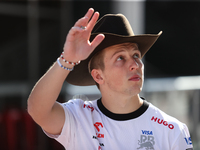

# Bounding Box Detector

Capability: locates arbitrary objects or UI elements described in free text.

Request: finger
[74,8,94,28]
[84,8,94,21]
[90,34,105,50]
[74,17,88,29]
[87,11,99,32]
[69,26,85,35]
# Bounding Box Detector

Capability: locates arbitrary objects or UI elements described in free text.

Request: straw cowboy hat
[66,13,162,86]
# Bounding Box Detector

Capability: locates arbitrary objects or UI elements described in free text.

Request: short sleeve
[43,100,79,149]
[171,123,193,150]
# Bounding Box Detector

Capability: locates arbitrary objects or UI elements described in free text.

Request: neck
[101,93,143,114]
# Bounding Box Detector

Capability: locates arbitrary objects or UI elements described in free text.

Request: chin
[124,87,142,96]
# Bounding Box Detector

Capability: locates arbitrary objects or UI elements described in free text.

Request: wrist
[60,52,81,65]
[57,58,74,71]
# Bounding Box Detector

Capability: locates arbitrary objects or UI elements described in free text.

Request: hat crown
[92,14,134,36]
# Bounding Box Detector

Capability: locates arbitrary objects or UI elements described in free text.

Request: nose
[129,58,140,71]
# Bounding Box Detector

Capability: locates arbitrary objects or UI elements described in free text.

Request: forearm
[27,59,71,119]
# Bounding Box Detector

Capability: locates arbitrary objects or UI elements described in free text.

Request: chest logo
[137,130,155,150]
[94,122,104,138]
[151,116,174,130]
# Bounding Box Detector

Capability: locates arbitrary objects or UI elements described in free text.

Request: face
[100,43,144,96]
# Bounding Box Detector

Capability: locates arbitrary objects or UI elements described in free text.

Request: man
[27,8,193,150]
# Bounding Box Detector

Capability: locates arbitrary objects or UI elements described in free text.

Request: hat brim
[66,32,162,86]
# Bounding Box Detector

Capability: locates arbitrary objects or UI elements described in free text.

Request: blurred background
[0,0,199,149]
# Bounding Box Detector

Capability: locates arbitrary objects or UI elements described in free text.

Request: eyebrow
[111,49,126,59]
[111,46,140,59]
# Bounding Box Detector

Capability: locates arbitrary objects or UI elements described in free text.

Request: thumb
[90,34,105,50]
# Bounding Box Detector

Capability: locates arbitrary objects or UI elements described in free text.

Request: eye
[133,53,140,59]
[117,56,124,61]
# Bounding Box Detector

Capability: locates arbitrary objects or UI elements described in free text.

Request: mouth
[128,75,141,81]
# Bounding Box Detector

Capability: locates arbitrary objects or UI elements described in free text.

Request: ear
[91,69,104,85]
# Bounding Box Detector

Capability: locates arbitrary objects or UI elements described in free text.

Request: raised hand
[63,8,105,63]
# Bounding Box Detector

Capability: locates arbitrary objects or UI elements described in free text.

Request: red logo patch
[151,116,174,129]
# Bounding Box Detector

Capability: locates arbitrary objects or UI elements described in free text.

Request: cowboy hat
[66,13,162,86]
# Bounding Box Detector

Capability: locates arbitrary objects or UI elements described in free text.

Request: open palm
[63,8,105,63]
